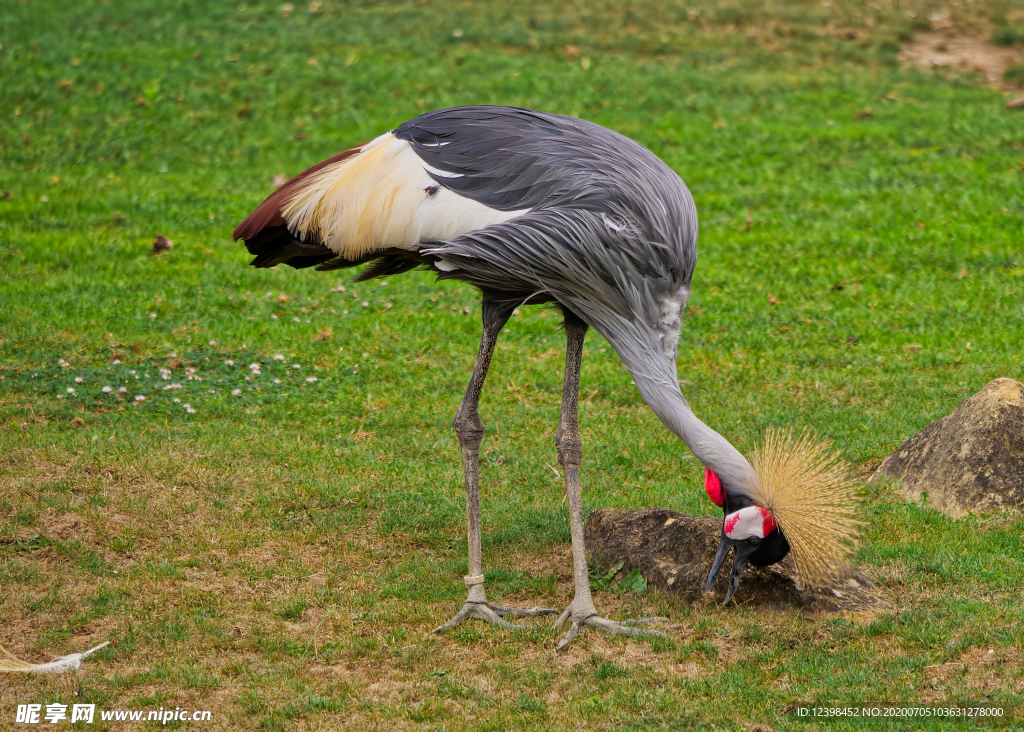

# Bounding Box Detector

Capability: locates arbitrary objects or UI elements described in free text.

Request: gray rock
[872,377,1024,517]
[585,508,890,617]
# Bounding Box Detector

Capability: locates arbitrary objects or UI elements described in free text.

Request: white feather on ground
[0,642,109,674]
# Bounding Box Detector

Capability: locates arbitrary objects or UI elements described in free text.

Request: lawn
[2,0,1024,729]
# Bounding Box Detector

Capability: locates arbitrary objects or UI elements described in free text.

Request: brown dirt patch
[901,31,1023,88]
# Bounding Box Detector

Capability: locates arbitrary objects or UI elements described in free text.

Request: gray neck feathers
[633,369,759,499]
[594,315,760,500]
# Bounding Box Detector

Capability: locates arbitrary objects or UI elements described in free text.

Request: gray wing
[399,107,701,381]
[394,105,698,274]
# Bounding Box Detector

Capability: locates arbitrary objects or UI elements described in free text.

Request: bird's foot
[553,601,669,651]
[432,580,557,634]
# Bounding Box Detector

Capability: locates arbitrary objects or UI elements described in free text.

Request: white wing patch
[280,133,525,260]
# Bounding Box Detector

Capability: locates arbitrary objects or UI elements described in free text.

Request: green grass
[2,0,1024,729]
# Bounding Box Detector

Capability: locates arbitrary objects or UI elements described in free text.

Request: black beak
[704,530,760,604]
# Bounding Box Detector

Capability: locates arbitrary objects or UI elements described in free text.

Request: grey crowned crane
[234,106,859,648]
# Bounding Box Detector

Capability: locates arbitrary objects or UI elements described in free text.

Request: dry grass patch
[902,30,1024,86]
[0,442,797,729]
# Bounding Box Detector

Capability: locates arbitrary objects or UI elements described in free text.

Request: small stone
[152,234,173,255]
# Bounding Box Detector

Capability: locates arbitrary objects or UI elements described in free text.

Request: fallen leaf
[58,78,73,87]
[237,106,251,117]
[314,328,332,342]
[904,344,924,350]
[958,268,968,279]
[1007,97,1024,109]
[271,174,288,187]
[767,294,779,305]
[281,3,294,15]
[227,55,240,62]
[309,1,321,12]
[854,107,873,119]
[70,417,85,428]
[564,44,580,61]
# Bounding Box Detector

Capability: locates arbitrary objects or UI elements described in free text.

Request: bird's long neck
[632,368,759,499]
[595,317,759,500]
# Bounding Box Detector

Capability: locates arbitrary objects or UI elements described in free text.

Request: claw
[433,600,556,634]
[556,621,581,651]
[554,607,669,650]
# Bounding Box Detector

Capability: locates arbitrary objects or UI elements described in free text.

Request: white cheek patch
[723,506,777,540]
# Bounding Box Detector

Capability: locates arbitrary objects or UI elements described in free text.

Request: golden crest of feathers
[748,428,861,586]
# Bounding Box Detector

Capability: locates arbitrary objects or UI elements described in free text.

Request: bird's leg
[553,314,667,650]
[433,299,557,634]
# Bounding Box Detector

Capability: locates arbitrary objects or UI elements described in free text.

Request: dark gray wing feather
[394,106,697,275]
[401,107,703,432]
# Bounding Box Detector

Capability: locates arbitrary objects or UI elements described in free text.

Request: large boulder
[872,378,1024,517]
[585,508,889,617]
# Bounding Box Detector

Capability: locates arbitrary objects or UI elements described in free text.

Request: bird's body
[236,106,756,492]
[235,106,858,644]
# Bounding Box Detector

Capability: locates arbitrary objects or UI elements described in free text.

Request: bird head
[702,430,860,603]
[703,468,790,602]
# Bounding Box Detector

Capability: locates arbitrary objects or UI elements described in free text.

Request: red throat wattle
[705,467,724,506]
